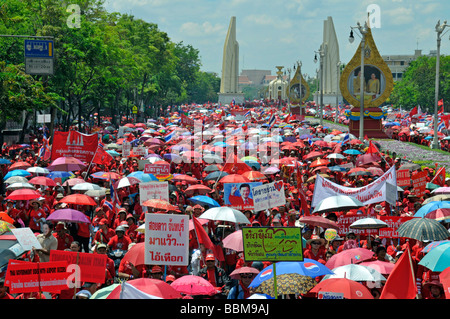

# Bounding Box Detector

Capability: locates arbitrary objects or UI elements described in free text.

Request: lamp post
[314,44,326,126]
[336,61,341,123]
[432,20,449,150]
[349,21,369,141]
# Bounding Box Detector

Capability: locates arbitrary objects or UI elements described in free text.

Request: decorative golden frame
[287,66,310,105]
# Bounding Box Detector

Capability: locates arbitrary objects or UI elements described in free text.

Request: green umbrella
[418,242,450,272]
[90,284,120,299]
[396,217,450,242]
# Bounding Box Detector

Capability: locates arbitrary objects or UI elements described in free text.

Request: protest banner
[145,213,189,266]
[312,165,397,207]
[5,260,69,294]
[122,141,131,157]
[223,182,262,211]
[50,130,98,162]
[133,145,146,156]
[139,181,169,204]
[50,250,107,283]
[144,163,170,175]
[396,170,411,187]
[411,171,427,198]
[11,227,42,251]
[252,181,286,212]
[378,216,414,239]
[242,227,303,262]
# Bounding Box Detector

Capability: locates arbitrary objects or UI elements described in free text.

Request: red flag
[283,113,291,123]
[92,147,114,166]
[439,267,450,299]
[438,105,444,114]
[366,140,380,155]
[192,215,214,250]
[438,99,444,106]
[409,106,418,117]
[380,247,417,299]
[222,153,252,175]
[431,167,446,187]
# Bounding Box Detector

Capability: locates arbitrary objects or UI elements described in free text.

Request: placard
[122,141,131,158]
[5,260,69,293]
[242,227,303,262]
[223,182,262,211]
[11,227,42,250]
[139,181,169,204]
[144,163,170,175]
[396,170,411,187]
[50,130,99,162]
[252,181,286,212]
[411,171,427,198]
[378,216,414,239]
[145,213,189,266]
[49,250,107,284]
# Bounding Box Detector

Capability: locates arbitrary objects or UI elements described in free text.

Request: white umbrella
[85,188,107,197]
[327,153,346,159]
[349,217,388,230]
[199,207,251,224]
[6,182,36,190]
[27,167,50,175]
[322,264,386,282]
[72,182,103,191]
[312,195,364,214]
[4,176,29,184]
[116,177,141,189]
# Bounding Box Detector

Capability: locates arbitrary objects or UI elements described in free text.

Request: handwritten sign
[145,213,189,266]
[252,181,286,212]
[50,250,107,283]
[242,227,303,262]
[11,227,42,250]
[122,141,131,158]
[139,181,169,204]
[144,163,170,175]
[411,171,427,198]
[5,260,69,294]
[396,170,411,187]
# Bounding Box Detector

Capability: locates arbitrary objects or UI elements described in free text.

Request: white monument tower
[314,16,343,107]
[218,16,245,105]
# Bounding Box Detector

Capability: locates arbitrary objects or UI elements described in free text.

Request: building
[382,49,437,81]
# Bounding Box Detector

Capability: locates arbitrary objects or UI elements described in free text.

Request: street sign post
[24,39,54,75]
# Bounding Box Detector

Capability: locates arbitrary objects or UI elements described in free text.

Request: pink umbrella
[432,187,450,195]
[222,229,243,252]
[188,218,209,231]
[107,278,182,299]
[359,260,396,275]
[28,176,57,187]
[170,275,218,296]
[47,156,87,172]
[62,177,86,186]
[229,266,260,280]
[46,208,91,224]
[6,189,41,201]
[325,247,375,269]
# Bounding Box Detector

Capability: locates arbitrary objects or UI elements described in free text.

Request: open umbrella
[115,177,141,189]
[184,184,212,196]
[62,178,85,187]
[59,194,97,206]
[229,266,261,280]
[6,182,35,190]
[188,196,220,208]
[27,167,50,175]
[396,217,450,242]
[47,171,73,180]
[46,208,91,224]
[47,156,86,171]
[0,212,15,224]
[423,195,450,205]
[262,167,280,175]
[199,207,251,224]
[171,174,197,183]
[4,169,31,180]
[72,182,103,191]
[422,240,450,253]
[312,195,364,214]
[310,278,374,299]
[325,248,374,269]
[218,174,250,184]
[418,243,450,272]
[399,162,421,171]
[90,284,120,299]
[349,217,388,229]
[171,275,218,296]
[413,201,450,219]
[343,149,361,155]
[121,242,145,266]
[0,220,15,235]
[222,229,243,252]
[299,216,339,230]
[106,278,182,299]
[242,171,267,181]
[6,189,41,201]
[432,187,450,195]
[204,171,228,181]
[142,199,178,211]
[28,176,57,187]
[91,171,121,181]
[326,153,346,160]
[253,273,317,297]
[8,161,31,171]
[322,264,386,282]
[359,260,396,275]
[4,176,28,184]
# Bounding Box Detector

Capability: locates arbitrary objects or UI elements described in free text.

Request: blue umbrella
[424,136,433,140]
[204,171,228,181]
[106,150,120,157]
[249,260,333,289]
[328,165,348,172]
[343,149,361,155]
[163,153,181,162]
[4,169,31,180]
[243,160,261,170]
[422,240,450,254]
[0,158,11,165]
[418,242,450,272]
[188,195,220,207]
[127,171,158,182]
[213,142,228,147]
[47,171,74,180]
[414,201,450,218]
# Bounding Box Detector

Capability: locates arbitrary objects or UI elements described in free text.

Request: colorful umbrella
[218,174,251,184]
[0,220,15,235]
[242,171,267,181]
[229,266,261,280]
[106,278,182,299]
[0,212,15,224]
[47,156,87,171]
[47,171,74,180]
[222,229,243,252]
[418,243,450,272]
[91,171,121,181]
[325,248,374,269]
[171,174,198,183]
[299,216,339,230]
[359,260,396,275]
[46,208,91,224]
[187,195,220,208]
[28,176,57,187]
[322,264,386,282]
[59,194,97,206]
[431,187,450,195]
[62,178,86,187]
[422,240,450,253]
[184,184,212,196]
[413,201,450,218]
[90,284,120,299]
[396,217,450,242]
[120,242,145,266]
[6,189,41,201]
[310,278,374,299]
[3,169,31,180]
[171,275,218,296]
[8,161,31,171]
[142,199,178,211]
[254,273,317,297]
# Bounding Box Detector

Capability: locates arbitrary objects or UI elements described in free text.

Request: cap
[96,243,107,250]
[205,254,215,261]
[151,266,163,273]
[99,218,109,226]
[165,275,176,283]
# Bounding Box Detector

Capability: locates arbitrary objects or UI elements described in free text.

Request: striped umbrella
[396,218,450,242]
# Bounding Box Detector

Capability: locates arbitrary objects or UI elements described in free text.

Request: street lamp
[432,20,449,149]
[349,21,369,141]
[314,44,326,126]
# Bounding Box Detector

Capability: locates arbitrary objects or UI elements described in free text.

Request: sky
[102,0,450,79]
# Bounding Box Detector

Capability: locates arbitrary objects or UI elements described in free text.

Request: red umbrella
[355,153,381,166]
[171,174,198,183]
[299,216,339,230]
[219,174,251,184]
[8,161,31,171]
[142,199,178,211]
[184,184,212,196]
[106,278,182,299]
[359,260,396,275]
[229,266,260,280]
[171,275,218,296]
[222,229,243,252]
[313,140,330,148]
[242,171,267,181]
[303,151,323,161]
[309,278,374,299]
[59,194,97,206]
[121,242,145,266]
[62,177,85,186]
[6,189,41,201]
[123,123,135,128]
[325,248,375,269]
[28,176,57,187]
[310,158,330,168]
[366,167,384,176]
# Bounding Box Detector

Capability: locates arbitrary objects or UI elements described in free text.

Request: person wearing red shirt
[95,243,116,286]
[113,209,127,229]
[0,278,13,299]
[107,225,132,251]
[125,214,138,242]
[53,222,74,251]
[92,207,108,228]
[303,236,327,265]
[93,218,115,246]
[28,199,46,233]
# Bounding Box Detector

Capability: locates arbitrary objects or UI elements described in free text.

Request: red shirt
[94,228,115,245]
[53,232,74,251]
[303,248,326,265]
[108,235,132,251]
[28,208,46,231]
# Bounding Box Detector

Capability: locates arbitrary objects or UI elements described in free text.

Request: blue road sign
[24,40,54,58]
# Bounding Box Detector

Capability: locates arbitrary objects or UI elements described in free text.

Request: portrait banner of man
[223,182,262,211]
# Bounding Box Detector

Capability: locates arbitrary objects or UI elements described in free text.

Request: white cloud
[179,21,226,37]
